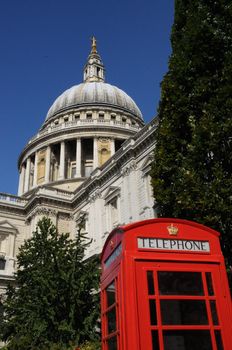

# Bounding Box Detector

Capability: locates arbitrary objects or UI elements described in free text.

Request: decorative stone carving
[58,212,73,221]
[35,207,57,217]
[25,206,58,224]
[89,189,102,203]
[121,160,137,177]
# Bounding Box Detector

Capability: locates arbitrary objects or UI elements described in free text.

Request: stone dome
[46,82,143,121]
[18,38,145,197]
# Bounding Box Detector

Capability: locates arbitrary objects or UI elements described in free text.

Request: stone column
[45,146,51,183]
[33,152,38,187]
[93,137,98,168]
[24,157,31,192]
[75,138,82,177]
[111,138,115,156]
[18,163,26,196]
[59,141,65,180]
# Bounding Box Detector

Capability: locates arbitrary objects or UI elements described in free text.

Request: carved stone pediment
[141,154,153,175]
[0,220,18,236]
[104,186,120,203]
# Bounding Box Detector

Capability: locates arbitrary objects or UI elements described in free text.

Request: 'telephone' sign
[137,237,210,253]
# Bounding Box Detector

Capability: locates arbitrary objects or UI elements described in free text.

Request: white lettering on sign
[137,238,210,253]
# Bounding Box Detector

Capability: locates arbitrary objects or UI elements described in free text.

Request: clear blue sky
[0,0,174,195]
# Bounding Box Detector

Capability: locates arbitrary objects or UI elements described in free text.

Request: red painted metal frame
[100,218,232,350]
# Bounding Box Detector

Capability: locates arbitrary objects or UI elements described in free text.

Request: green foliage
[79,340,101,350]
[151,1,232,266]
[1,217,100,349]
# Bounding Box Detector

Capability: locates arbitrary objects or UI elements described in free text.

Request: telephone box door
[136,261,230,350]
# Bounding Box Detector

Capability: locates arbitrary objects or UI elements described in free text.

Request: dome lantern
[83,36,105,83]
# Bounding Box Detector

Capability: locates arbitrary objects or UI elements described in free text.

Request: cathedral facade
[0,39,157,293]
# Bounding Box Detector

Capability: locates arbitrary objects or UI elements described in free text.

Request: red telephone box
[100,218,232,350]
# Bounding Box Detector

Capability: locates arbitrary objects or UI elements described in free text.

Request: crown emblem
[167,223,178,236]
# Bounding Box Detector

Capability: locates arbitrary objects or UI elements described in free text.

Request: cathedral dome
[46,82,143,121]
[18,37,144,196]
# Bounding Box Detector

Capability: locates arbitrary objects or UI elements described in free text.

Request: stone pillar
[18,163,26,196]
[24,157,31,192]
[75,138,82,177]
[45,146,51,183]
[59,141,65,180]
[33,152,38,187]
[111,138,115,156]
[93,137,98,168]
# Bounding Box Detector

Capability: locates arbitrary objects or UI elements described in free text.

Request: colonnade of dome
[18,134,125,195]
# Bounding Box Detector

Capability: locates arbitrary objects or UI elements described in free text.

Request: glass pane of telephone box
[206,272,214,295]
[210,300,219,325]
[107,307,117,334]
[107,336,117,350]
[163,330,213,350]
[149,300,157,325]
[215,331,224,350]
[160,300,208,325]
[147,271,155,295]
[106,282,116,307]
[158,271,204,295]
[151,330,160,350]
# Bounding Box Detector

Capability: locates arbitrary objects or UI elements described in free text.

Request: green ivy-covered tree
[1,217,100,350]
[151,0,232,266]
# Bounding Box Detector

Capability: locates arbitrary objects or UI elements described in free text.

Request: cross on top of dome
[91,36,97,54]
[83,36,105,83]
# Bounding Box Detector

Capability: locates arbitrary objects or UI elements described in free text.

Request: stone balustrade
[0,193,28,206]
[28,119,140,144]
[36,187,74,200]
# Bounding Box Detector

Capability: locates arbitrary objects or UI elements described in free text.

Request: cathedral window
[0,221,18,274]
[139,155,154,219]
[0,256,6,270]
[84,161,93,177]
[76,212,88,236]
[99,113,104,119]
[99,148,110,166]
[104,187,121,230]
[87,113,92,119]
[37,154,46,184]
[109,197,118,228]
[70,161,76,179]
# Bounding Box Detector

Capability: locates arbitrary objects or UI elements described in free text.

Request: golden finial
[91,36,97,54]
